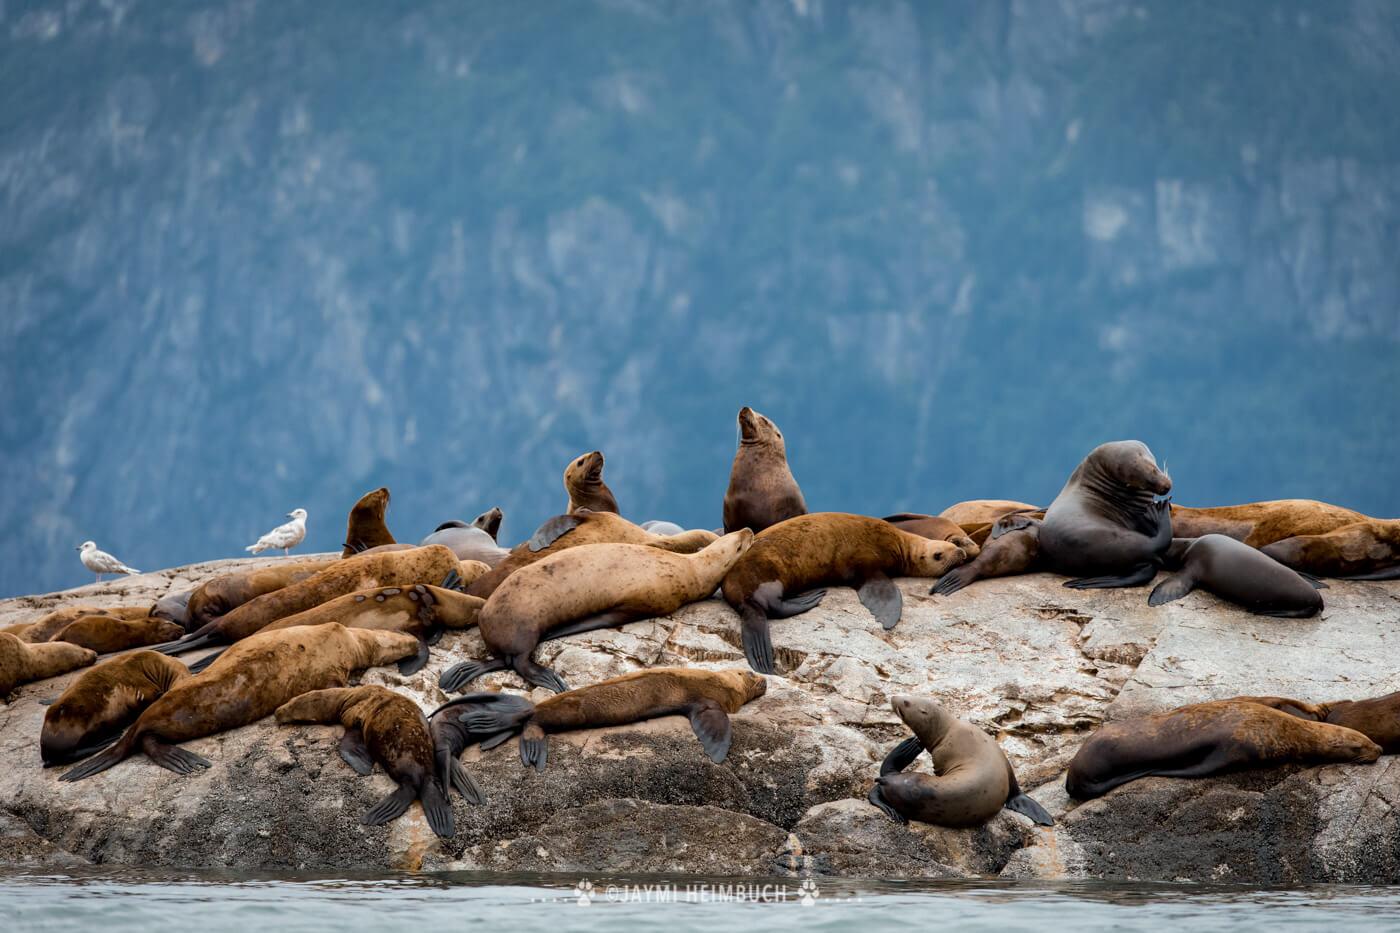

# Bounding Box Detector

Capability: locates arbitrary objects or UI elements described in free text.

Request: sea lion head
[906,539,968,576]
[724,669,768,702]
[349,489,388,520]
[471,507,504,541]
[565,451,605,487]
[891,695,955,746]
[1315,725,1383,764]
[707,528,755,565]
[737,407,785,453]
[1089,440,1172,496]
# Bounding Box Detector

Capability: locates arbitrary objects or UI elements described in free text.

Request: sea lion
[186,556,339,630]
[1065,698,1382,799]
[276,685,459,837]
[20,605,149,643]
[157,545,463,656]
[880,514,980,557]
[150,589,193,629]
[931,516,1042,597]
[470,507,504,541]
[432,668,767,773]
[52,615,186,654]
[1313,691,1400,753]
[342,487,395,557]
[1148,534,1324,617]
[1039,440,1173,588]
[0,633,96,697]
[440,531,754,694]
[564,450,619,513]
[1171,499,1367,548]
[723,407,807,534]
[1,622,31,638]
[61,623,419,781]
[868,696,1053,827]
[1261,519,1400,581]
[939,500,1040,526]
[720,513,967,674]
[466,511,718,600]
[420,521,510,567]
[640,520,687,536]
[41,651,191,766]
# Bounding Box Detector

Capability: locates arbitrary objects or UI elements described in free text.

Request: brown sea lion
[1261,519,1400,581]
[466,511,718,600]
[186,556,339,630]
[440,531,754,694]
[342,487,396,557]
[0,633,96,697]
[1171,499,1367,548]
[564,450,618,514]
[157,545,463,656]
[939,500,1040,526]
[1065,698,1382,799]
[432,668,767,774]
[1149,534,1324,617]
[869,695,1053,827]
[720,513,967,674]
[1314,692,1400,753]
[150,589,194,629]
[276,685,460,837]
[1039,440,1173,589]
[880,514,980,557]
[52,615,186,654]
[20,605,148,643]
[41,651,191,766]
[931,516,1043,597]
[723,407,807,534]
[61,623,419,781]
[1,622,32,638]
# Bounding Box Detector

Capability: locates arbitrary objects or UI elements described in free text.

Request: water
[4,872,1400,932]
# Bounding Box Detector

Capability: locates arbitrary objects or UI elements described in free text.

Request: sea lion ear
[528,514,582,551]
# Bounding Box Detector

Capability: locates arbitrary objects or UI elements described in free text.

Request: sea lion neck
[1076,456,1159,524]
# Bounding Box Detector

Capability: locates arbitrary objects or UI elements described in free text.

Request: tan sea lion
[723,407,807,534]
[869,695,1053,827]
[720,513,967,674]
[1170,499,1367,548]
[1210,692,1400,756]
[1065,698,1382,799]
[440,531,754,693]
[1149,534,1324,617]
[939,500,1040,526]
[0,633,96,697]
[186,556,339,630]
[157,545,463,656]
[880,514,980,557]
[1261,519,1400,581]
[41,651,191,766]
[276,685,460,837]
[564,450,618,513]
[342,487,396,556]
[931,516,1043,597]
[1,622,32,638]
[52,615,186,654]
[432,668,767,774]
[61,622,419,781]
[20,605,147,643]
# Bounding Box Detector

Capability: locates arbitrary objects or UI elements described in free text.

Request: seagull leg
[94,573,102,583]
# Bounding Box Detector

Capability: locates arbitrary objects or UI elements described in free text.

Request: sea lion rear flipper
[447,757,486,805]
[770,589,825,619]
[1064,562,1158,589]
[363,782,416,826]
[397,638,430,676]
[1297,572,1329,590]
[187,648,225,674]
[527,515,581,552]
[1147,572,1195,607]
[1336,565,1400,581]
[857,573,902,631]
[538,610,643,643]
[738,605,776,675]
[153,632,216,656]
[513,656,569,694]
[142,737,210,775]
[867,782,907,824]
[478,730,514,751]
[519,723,549,771]
[419,779,455,839]
[1004,793,1055,827]
[451,693,536,733]
[879,734,924,775]
[339,728,374,775]
[439,656,508,693]
[441,569,462,592]
[687,699,733,763]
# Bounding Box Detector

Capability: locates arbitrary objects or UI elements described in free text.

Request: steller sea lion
[939,500,1040,527]
[869,695,1053,827]
[20,605,150,643]
[150,589,193,629]
[0,633,96,697]
[186,556,339,630]
[342,487,396,557]
[470,506,504,541]
[1261,519,1400,581]
[1039,440,1173,589]
[723,407,807,535]
[61,622,419,781]
[52,615,186,654]
[564,450,619,514]
[41,651,191,766]
[1170,499,1367,548]
[1209,693,1400,756]
[1,622,32,638]
[880,514,980,557]
[1149,534,1324,617]
[276,685,462,838]
[420,521,510,567]
[440,531,754,694]
[431,667,767,773]
[156,545,463,657]
[1065,698,1382,799]
[931,516,1043,597]
[721,513,966,674]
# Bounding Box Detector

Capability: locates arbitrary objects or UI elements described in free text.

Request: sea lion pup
[1039,440,1173,589]
[420,518,510,567]
[466,511,719,600]
[931,516,1043,597]
[150,589,194,629]
[720,513,966,675]
[869,696,1053,828]
[723,407,807,534]
[52,615,186,654]
[155,545,463,657]
[0,633,97,697]
[433,668,767,772]
[563,450,619,514]
[939,500,1040,526]
[61,623,419,782]
[880,514,980,557]
[41,651,191,766]
[1262,519,1400,581]
[1170,499,1367,547]
[1148,534,1324,617]
[342,487,396,557]
[1064,699,1382,800]
[440,531,754,694]
[275,686,459,838]
[185,556,339,630]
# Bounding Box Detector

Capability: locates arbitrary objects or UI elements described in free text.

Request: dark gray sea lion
[150,589,194,630]
[1149,534,1324,617]
[723,407,807,534]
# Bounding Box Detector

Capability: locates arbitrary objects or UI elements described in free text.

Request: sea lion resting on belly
[185,557,339,630]
[21,605,152,643]
[0,633,96,698]
[61,623,419,781]
[421,508,511,567]
[939,500,1040,527]
[931,515,1043,597]
[1170,499,1366,548]
[564,450,618,514]
[41,651,190,766]
[342,487,396,557]
[879,514,980,557]
[1261,519,1400,581]
[1149,534,1324,617]
[52,615,186,654]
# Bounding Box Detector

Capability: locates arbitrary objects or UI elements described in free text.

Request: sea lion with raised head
[723,407,807,534]
[931,515,1043,597]
[276,685,460,838]
[1149,534,1324,617]
[1170,499,1367,548]
[52,615,186,654]
[939,500,1040,526]
[880,514,980,557]
[185,557,339,630]
[721,513,966,674]
[469,506,504,541]
[420,517,510,567]
[440,531,754,694]
[1261,519,1400,581]
[41,651,191,766]
[564,450,618,514]
[868,695,1053,827]
[342,487,396,557]
[0,633,96,697]
[61,623,419,781]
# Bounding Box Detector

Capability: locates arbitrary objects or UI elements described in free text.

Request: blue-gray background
[3,0,1398,598]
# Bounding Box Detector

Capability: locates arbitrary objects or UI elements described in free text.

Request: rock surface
[1,558,1397,881]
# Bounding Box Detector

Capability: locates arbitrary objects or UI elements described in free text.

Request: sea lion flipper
[478,729,514,751]
[420,779,456,839]
[770,589,825,619]
[1297,572,1329,590]
[1064,563,1158,590]
[143,737,211,775]
[453,694,536,734]
[439,657,508,693]
[857,573,902,631]
[931,566,975,596]
[339,728,374,775]
[687,699,733,763]
[397,638,430,676]
[527,515,582,552]
[363,782,416,826]
[879,734,924,775]
[447,757,486,805]
[441,569,462,592]
[520,723,549,771]
[1147,572,1195,607]
[187,649,224,674]
[738,605,776,675]
[1004,793,1055,827]
[1336,565,1400,581]
[867,782,907,824]
[513,657,569,694]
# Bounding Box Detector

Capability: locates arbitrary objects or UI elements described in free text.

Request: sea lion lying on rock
[41,651,191,766]
[51,615,186,654]
[185,557,339,630]
[931,515,1042,597]
[1261,519,1400,581]
[1170,499,1367,548]
[880,514,980,556]
[20,605,151,643]
[1149,534,1324,617]
[0,633,96,698]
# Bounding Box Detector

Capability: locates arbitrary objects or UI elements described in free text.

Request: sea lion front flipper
[931,566,976,597]
[867,783,907,824]
[439,656,509,692]
[441,569,462,592]
[397,638,430,676]
[1004,793,1055,826]
[478,730,514,751]
[447,758,486,805]
[687,699,733,763]
[419,778,455,838]
[527,515,582,552]
[738,604,776,675]
[187,648,225,674]
[142,737,211,775]
[857,572,902,630]
[1147,571,1195,607]
[512,656,569,694]
[339,728,374,775]
[363,782,416,826]
[1297,572,1329,590]
[519,722,549,771]
[1064,562,1158,589]
[879,734,924,775]
[770,589,825,619]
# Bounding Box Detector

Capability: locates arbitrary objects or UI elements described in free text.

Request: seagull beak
[74,546,81,551]
[286,512,294,518]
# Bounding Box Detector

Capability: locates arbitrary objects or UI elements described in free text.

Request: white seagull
[246,508,308,556]
[77,540,140,582]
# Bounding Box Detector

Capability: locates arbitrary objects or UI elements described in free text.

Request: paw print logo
[798,878,819,907]
[574,879,595,906]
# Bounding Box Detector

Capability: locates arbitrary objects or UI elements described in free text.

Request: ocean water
[4,872,1400,932]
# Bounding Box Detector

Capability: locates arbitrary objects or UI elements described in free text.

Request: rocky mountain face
[4,0,1400,597]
